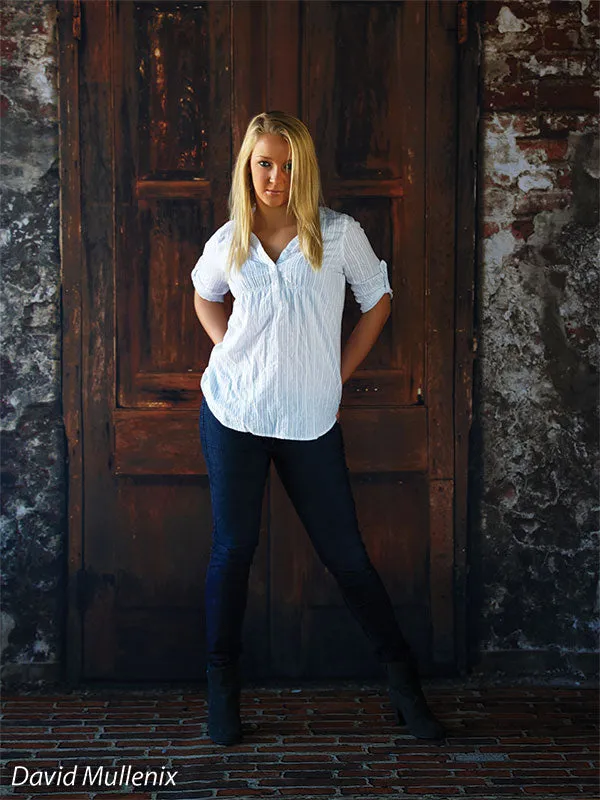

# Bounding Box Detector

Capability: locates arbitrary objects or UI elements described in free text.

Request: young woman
[192,111,445,746]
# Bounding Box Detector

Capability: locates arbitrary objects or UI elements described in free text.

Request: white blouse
[191,206,393,440]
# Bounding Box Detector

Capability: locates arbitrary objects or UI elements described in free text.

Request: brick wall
[0,0,598,683]
[1,1,64,683]
[471,0,599,676]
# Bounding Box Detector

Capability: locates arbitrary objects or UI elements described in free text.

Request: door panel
[116,0,232,409]
[72,0,462,680]
[271,470,431,677]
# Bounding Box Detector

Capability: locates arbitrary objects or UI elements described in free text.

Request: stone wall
[471,0,599,677]
[0,0,598,683]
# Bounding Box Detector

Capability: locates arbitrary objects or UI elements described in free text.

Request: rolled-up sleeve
[342,217,393,313]
[191,232,229,302]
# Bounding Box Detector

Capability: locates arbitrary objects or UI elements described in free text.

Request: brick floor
[0,682,598,799]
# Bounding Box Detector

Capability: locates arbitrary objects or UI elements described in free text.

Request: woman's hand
[335,408,340,422]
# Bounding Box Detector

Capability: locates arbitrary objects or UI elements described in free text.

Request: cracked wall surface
[0,0,598,683]
[1,1,64,682]
[471,0,599,676]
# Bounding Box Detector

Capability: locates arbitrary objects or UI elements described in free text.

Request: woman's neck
[252,202,296,233]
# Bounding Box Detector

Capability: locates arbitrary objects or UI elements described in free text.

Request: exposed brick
[513,190,572,215]
[482,83,538,111]
[486,55,523,87]
[538,81,600,110]
[516,138,570,161]
[485,31,546,52]
[522,51,599,80]
[0,36,18,59]
[548,0,588,13]
[19,796,92,800]
[522,788,588,795]
[8,687,594,797]
[93,796,154,800]
[226,770,283,779]
[511,219,536,241]
[482,222,501,238]
[280,770,337,779]
[556,170,573,190]
[280,754,334,762]
[544,26,599,50]
[226,754,287,764]
[215,788,278,797]
[586,1,600,21]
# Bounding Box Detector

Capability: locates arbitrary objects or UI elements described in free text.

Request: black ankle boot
[385,659,446,740]
[206,663,242,745]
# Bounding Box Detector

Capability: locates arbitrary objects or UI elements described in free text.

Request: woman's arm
[340,293,391,385]
[194,291,229,345]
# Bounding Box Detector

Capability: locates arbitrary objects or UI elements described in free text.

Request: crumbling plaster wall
[1,0,64,682]
[471,0,599,675]
[0,0,598,683]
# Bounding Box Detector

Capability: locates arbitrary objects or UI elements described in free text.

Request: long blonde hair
[226,111,324,275]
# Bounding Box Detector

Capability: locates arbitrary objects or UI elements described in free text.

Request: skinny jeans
[199,396,412,668]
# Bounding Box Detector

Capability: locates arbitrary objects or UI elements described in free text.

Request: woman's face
[249,133,292,211]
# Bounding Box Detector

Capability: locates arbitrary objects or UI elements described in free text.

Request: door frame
[57,0,480,683]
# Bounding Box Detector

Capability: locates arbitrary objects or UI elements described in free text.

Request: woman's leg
[271,421,445,739]
[271,421,411,664]
[199,398,271,668]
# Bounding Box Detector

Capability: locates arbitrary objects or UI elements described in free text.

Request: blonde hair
[226,111,324,275]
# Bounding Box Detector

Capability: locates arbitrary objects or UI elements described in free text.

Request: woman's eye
[257,160,292,170]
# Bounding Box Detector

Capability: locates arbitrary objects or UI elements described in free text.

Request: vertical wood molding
[426,0,460,669]
[396,1,426,396]
[430,479,455,665]
[78,0,118,677]
[454,0,480,676]
[425,0,458,482]
[57,0,84,684]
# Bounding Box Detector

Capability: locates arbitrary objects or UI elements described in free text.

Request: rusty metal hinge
[457,0,468,45]
[72,0,81,40]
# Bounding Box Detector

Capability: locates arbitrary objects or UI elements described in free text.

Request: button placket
[269,259,282,306]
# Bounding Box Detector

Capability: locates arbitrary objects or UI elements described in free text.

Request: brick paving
[0,682,598,799]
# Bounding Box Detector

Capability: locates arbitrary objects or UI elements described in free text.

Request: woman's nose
[268,167,284,183]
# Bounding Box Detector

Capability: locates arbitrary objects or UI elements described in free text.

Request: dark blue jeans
[199,396,411,669]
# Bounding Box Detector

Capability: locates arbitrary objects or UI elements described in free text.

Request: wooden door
[59,0,477,681]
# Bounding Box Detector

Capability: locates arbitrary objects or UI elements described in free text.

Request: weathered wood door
[59,0,476,681]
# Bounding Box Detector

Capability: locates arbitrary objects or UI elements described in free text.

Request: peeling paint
[0,613,16,659]
[497,7,530,34]
[475,1,599,669]
[1,1,64,683]
[580,0,591,27]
